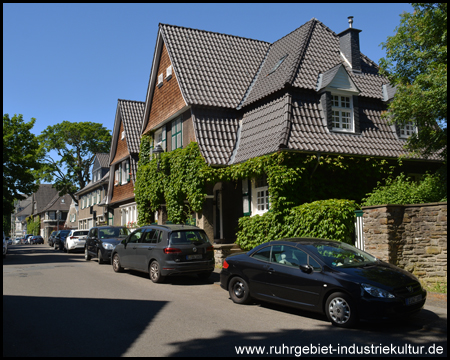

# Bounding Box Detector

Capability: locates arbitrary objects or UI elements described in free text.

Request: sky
[3,3,413,148]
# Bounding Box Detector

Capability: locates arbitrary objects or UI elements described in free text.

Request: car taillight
[223,260,229,269]
[70,236,75,239]
[206,246,214,252]
[163,247,182,254]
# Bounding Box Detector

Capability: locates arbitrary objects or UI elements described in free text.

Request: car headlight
[361,283,395,298]
[102,243,115,250]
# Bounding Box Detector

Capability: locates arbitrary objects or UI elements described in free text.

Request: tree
[3,114,42,215]
[379,3,447,161]
[36,121,112,202]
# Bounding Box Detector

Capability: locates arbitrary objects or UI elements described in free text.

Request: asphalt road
[3,244,447,357]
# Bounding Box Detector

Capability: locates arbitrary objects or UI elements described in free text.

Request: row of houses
[12,16,442,243]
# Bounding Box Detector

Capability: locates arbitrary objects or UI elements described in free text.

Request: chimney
[338,16,362,72]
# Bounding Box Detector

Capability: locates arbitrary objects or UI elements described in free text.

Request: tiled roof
[192,107,240,165]
[95,153,110,169]
[160,23,270,109]
[41,193,72,213]
[32,184,59,215]
[118,99,145,154]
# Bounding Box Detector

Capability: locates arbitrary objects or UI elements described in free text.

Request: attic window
[268,55,288,75]
[166,65,172,80]
[157,73,163,87]
[399,121,417,139]
[121,130,125,140]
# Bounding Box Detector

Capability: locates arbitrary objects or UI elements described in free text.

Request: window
[399,121,417,139]
[171,117,182,150]
[115,168,120,186]
[254,175,269,213]
[121,130,125,140]
[157,73,163,87]
[331,94,353,132]
[252,246,272,262]
[121,160,130,184]
[166,65,172,79]
[154,126,166,154]
[269,54,288,75]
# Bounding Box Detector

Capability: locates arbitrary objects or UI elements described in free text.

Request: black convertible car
[220,238,426,328]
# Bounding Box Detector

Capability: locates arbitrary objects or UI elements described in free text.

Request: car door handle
[267,268,275,274]
[147,247,155,250]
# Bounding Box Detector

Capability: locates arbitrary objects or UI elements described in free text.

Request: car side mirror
[299,264,313,274]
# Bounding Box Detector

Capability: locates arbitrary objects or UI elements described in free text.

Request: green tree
[3,114,41,215]
[36,121,112,201]
[380,3,447,161]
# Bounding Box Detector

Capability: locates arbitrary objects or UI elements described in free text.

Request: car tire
[85,247,91,261]
[112,253,124,273]
[228,276,251,305]
[325,292,358,328]
[149,260,165,283]
[98,249,104,264]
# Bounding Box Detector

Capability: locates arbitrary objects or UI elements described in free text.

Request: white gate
[354,210,364,250]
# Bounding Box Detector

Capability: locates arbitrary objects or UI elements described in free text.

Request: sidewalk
[421,292,447,334]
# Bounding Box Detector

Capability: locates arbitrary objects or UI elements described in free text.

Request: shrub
[236,199,360,251]
[361,171,447,206]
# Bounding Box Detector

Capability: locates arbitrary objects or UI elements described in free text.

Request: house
[11,195,32,239]
[139,17,442,243]
[75,153,110,229]
[39,192,73,241]
[105,99,145,227]
[27,184,59,238]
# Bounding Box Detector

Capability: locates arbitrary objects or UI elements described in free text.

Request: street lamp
[153,143,164,171]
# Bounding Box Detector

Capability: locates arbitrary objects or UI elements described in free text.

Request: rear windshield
[169,230,211,245]
[73,231,89,236]
[99,227,130,239]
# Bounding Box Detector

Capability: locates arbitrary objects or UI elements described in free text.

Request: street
[3,244,447,357]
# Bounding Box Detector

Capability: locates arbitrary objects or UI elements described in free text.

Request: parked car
[220,238,427,328]
[64,229,89,253]
[85,226,130,264]
[13,238,21,245]
[111,224,215,283]
[53,230,71,250]
[3,232,7,258]
[48,231,58,247]
[24,234,34,244]
[7,238,13,246]
[31,235,44,245]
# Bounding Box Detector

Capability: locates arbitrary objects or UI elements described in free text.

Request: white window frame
[251,176,270,216]
[121,159,130,185]
[121,130,125,140]
[331,93,354,132]
[399,121,417,139]
[157,73,163,87]
[166,65,172,79]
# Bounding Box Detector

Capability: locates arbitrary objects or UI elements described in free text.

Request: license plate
[187,254,202,260]
[406,294,422,305]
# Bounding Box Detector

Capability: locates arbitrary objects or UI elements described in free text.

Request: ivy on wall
[26,215,40,235]
[135,138,397,226]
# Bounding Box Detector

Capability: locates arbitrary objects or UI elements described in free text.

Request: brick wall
[143,43,186,135]
[362,202,447,281]
[110,180,134,204]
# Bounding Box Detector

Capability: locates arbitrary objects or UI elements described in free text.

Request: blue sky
[3,3,413,142]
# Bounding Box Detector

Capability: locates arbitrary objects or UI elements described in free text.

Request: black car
[31,235,44,244]
[48,231,58,247]
[53,230,71,250]
[220,238,426,328]
[85,226,130,264]
[111,224,215,282]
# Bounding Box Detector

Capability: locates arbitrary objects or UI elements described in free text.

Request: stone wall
[362,202,447,281]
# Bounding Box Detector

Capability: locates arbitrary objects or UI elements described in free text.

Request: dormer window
[331,94,353,132]
[399,121,417,139]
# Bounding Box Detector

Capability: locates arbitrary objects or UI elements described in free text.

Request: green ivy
[236,199,360,251]
[135,140,397,228]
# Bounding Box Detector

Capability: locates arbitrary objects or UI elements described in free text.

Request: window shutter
[242,179,251,216]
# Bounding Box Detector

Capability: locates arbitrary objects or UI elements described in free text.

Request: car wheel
[112,253,124,273]
[85,247,91,261]
[228,276,251,305]
[325,292,358,328]
[98,249,104,264]
[149,260,165,283]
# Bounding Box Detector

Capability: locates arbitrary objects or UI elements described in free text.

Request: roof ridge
[117,99,145,104]
[159,23,271,45]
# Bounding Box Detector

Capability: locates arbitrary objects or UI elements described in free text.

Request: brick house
[75,153,110,229]
[140,18,442,243]
[106,99,145,227]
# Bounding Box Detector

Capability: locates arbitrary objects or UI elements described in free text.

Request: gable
[316,64,359,94]
[110,121,130,165]
[142,41,187,135]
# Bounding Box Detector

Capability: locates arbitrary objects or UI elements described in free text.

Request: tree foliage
[380,3,447,161]
[3,113,41,215]
[36,121,112,201]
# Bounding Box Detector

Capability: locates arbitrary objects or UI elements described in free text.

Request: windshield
[305,241,377,268]
[169,230,211,245]
[99,227,130,239]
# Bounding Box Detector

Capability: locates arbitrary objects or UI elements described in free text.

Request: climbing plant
[135,140,398,226]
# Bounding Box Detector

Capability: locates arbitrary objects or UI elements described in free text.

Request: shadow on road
[3,245,85,266]
[3,295,168,357]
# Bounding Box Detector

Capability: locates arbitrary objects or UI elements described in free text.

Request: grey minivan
[111,224,215,283]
